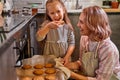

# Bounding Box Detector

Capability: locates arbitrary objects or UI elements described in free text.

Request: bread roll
[33,69,44,75]
[45,63,54,68]
[45,68,56,74]
[34,64,44,69]
[45,74,56,80]
[22,64,32,69]
[33,76,44,80]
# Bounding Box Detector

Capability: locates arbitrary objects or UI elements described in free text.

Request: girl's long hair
[44,0,73,30]
[82,6,111,41]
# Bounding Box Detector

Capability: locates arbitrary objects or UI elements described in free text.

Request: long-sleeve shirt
[79,36,120,80]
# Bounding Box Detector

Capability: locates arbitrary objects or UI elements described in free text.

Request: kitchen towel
[54,57,71,80]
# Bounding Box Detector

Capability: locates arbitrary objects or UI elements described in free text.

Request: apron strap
[94,42,101,58]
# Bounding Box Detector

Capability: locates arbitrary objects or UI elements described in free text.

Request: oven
[13,26,32,67]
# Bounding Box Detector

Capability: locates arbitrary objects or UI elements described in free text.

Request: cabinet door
[0,42,17,80]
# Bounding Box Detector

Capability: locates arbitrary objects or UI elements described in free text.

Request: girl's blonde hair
[82,6,111,41]
[45,0,73,30]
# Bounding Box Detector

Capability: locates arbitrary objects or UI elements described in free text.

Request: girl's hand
[46,21,64,29]
[62,57,69,66]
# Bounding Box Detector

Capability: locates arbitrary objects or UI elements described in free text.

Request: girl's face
[77,13,90,36]
[47,1,65,21]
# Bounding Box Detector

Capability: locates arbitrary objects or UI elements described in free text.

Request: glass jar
[32,4,38,15]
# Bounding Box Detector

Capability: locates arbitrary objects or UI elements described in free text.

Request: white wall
[10,0,108,11]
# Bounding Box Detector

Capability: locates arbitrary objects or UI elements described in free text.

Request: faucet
[76,0,82,9]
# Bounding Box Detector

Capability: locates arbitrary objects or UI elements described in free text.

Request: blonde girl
[36,0,75,65]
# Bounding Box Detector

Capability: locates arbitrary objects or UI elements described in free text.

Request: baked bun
[33,69,44,75]
[60,21,65,25]
[45,63,54,68]
[20,76,32,80]
[22,64,32,69]
[45,74,56,80]
[33,76,44,80]
[34,64,44,69]
[55,21,65,25]
[45,68,56,74]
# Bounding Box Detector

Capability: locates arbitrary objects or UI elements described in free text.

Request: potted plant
[111,0,119,8]
[117,0,120,3]
[117,0,120,8]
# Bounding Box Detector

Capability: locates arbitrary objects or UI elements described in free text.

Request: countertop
[103,9,120,12]
[0,13,36,80]
[0,13,34,51]
[38,8,120,13]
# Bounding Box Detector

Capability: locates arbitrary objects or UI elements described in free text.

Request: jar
[32,4,38,15]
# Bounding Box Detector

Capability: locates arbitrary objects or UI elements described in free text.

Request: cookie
[33,76,44,80]
[33,69,44,75]
[20,76,32,80]
[22,64,32,69]
[60,21,65,25]
[45,63,54,68]
[34,64,44,69]
[45,68,56,74]
[45,74,56,80]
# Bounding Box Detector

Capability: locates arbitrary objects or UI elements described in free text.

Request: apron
[80,42,119,80]
[80,42,99,77]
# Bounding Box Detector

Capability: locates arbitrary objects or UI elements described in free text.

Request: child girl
[36,0,75,65]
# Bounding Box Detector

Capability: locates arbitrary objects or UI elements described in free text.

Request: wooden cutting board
[103,9,120,12]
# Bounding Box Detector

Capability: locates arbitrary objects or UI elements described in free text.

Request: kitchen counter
[0,13,36,80]
[103,9,120,13]
[0,13,34,52]
[38,8,120,13]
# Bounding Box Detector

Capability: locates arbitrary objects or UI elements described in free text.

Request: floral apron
[80,42,119,80]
